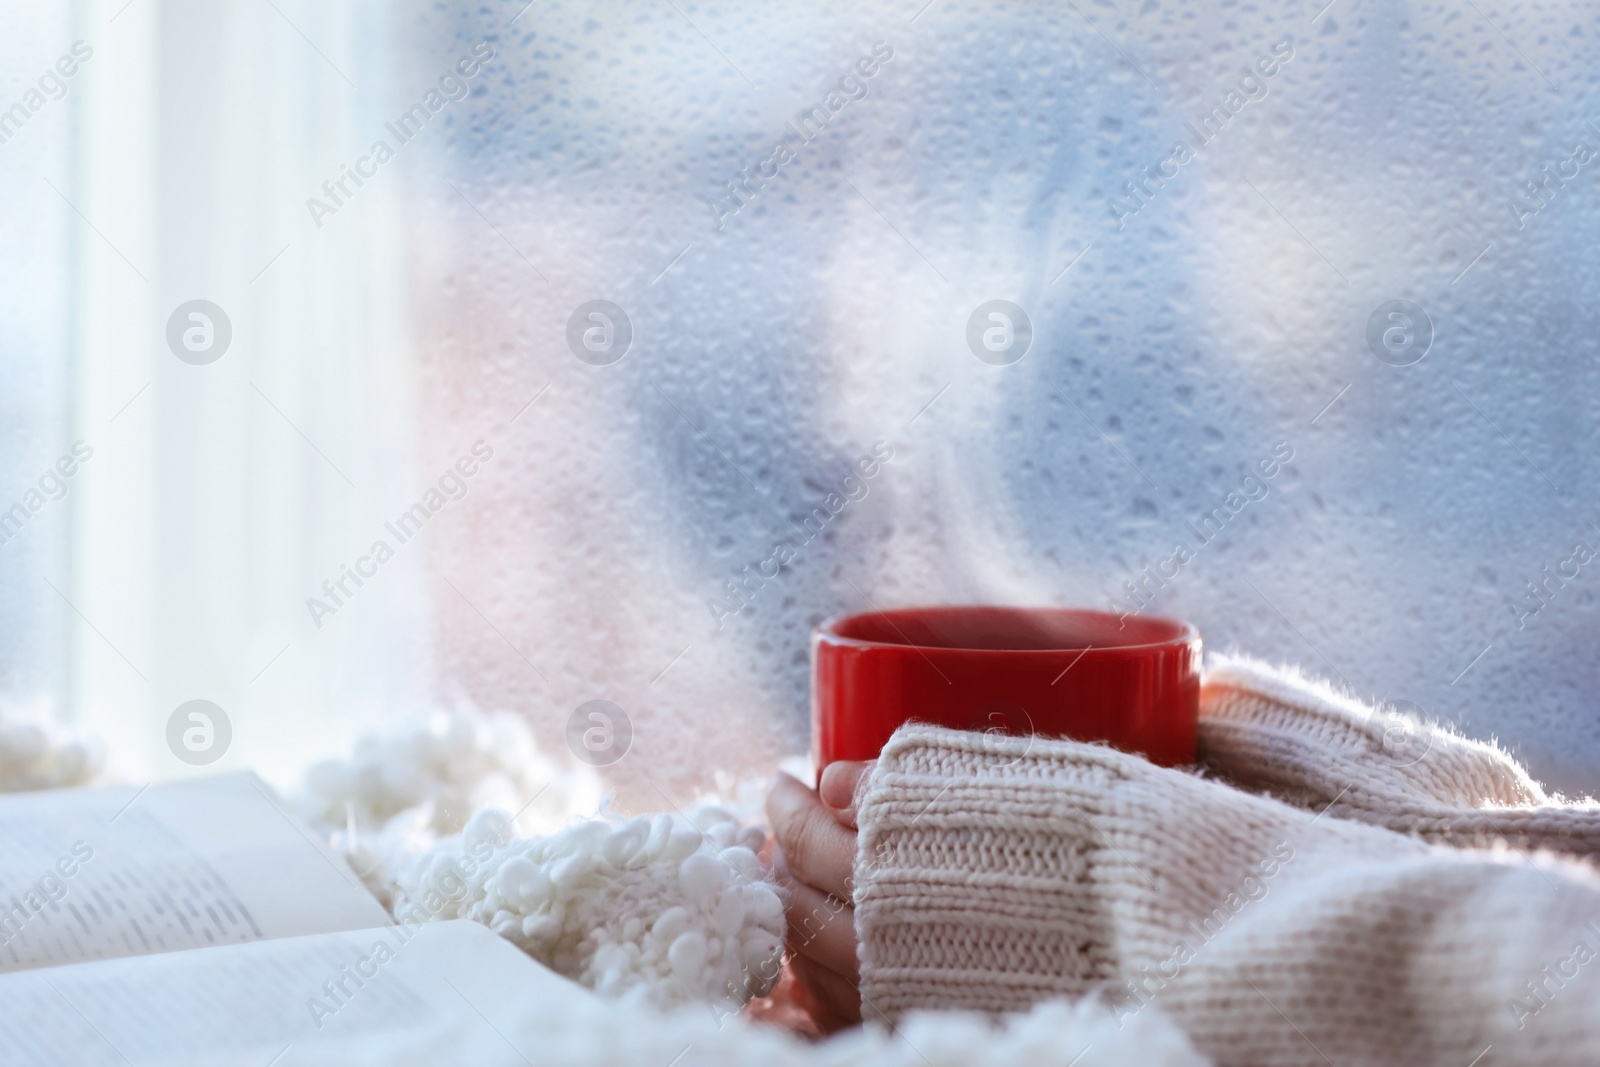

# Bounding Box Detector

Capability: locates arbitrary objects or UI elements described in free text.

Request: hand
[765,761,872,1032]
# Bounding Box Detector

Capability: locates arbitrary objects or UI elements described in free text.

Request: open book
[0,774,589,1065]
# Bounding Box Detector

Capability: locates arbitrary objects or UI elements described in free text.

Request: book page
[0,920,588,1067]
[0,773,390,972]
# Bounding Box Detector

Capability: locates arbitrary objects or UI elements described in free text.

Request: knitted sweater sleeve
[852,724,1600,1067]
[1198,656,1600,856]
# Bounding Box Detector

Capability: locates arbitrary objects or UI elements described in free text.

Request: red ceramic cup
[811,606,1200,769]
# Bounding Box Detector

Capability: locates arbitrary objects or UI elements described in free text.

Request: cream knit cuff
[1199,655,1600,856]
[853,724,1600,1066]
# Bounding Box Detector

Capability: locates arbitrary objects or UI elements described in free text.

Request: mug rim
[815,605,1199,654]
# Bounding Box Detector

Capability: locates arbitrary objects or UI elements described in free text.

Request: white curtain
[66,0,432,784]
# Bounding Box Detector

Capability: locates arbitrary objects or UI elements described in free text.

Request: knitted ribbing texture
[853,724,1600,1067]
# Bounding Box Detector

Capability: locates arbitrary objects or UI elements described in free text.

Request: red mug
[811,606,1200,769]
